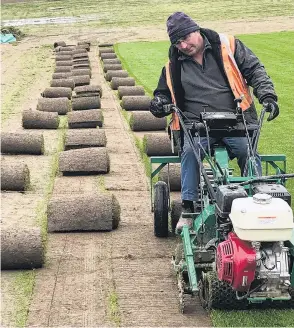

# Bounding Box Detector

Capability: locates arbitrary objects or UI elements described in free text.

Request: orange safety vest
[166,34,253,131]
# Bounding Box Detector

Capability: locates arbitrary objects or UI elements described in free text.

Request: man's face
[174,31,203,57]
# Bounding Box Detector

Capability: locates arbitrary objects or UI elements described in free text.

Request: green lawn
[115,31,294,327]
[2,0,293,24]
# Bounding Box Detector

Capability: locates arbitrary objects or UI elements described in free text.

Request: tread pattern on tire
[154,181,169,237]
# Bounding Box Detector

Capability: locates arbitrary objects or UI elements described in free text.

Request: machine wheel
[199,271,247,310]
[154,181,169,237]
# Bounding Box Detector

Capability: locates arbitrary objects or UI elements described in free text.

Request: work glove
[150,95,172,118]
[263,97,279,121]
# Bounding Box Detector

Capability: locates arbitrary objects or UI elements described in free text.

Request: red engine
[216,232,256,292]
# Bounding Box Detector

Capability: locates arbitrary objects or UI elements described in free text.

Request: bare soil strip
[24,46,211,326]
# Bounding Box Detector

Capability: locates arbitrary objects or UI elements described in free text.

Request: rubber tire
[154,181,169,237]
[200,271,247,310]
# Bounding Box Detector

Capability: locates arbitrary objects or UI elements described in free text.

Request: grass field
[115,31,294,326]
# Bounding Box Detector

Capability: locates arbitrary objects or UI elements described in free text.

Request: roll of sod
[99,48,114,56]
[59,147,110,175]
[103,64,122,73]
[158,164,181,191]
[55,55,72,61]
[1,132,44,155]
[105,70,128,82]
[73,53,89,60]
[54,41,66,48]
[41,87,72,99]
[59,46,76,52]
[121,95,151,111]
[101,53,117,60]
[67,109,103,128]
[72,49,87,55]
[37,97,71,115]
[22,109,59,129]
[65,129,106,150]
[73,63,90,70]
[54,66,72,73]
[129,111,166,131]
[52,72,72,79]
[118,86,145,99]
[72,96,100,110]
[143,133,177,156]
[56,60,73,67]
[102,58,121,65]
[50,78,75,89]
[77,44,90,51]
[1,162,30,191]
[77,40,91,46]
[99,43,114,47]
[74,85,102,97]
[72,75,90,86]
[111,77,135,90]
[171,199,181,231]
[72,68,91,77]
[1,227,44,269]
[47,193,120,232]
[72,93,100,99]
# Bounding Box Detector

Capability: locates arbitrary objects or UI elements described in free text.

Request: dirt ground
[1,17,294,327]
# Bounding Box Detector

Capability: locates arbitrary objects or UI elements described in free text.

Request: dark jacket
[153,28,277,124]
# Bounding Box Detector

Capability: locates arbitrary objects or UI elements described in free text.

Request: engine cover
[217,232,256,292]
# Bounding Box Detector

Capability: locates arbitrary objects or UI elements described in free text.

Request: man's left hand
[263,98,279,121]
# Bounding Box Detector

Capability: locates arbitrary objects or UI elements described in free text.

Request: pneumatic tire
[154,181,169,237]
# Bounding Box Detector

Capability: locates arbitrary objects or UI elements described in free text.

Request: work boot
[176,200,194,233]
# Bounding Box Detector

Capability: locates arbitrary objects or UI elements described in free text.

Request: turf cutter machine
[151,102,294,311]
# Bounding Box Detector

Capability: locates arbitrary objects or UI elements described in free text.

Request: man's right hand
[150,95,172,118]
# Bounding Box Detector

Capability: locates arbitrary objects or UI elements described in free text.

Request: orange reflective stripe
[220,34,253,111]
[165,61,180,131]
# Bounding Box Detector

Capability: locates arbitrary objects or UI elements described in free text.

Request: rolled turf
[59,147,110,174]
[1,132,44,155]
[121,95,151,110]
[129,111,166,131]
[77,41,91,46]
[72,96,101,110]
[77,44,90,51]
[52,72,72,79]
[111,77,135,90]
[55,55,72,61]
[56,60,73,67]
[102,58,121,65]
[72,49,87,55]
[99,48,114,56]
[158,163,181,191]
[50,78,75,89]
[103,64,122,73]
[99,43,114,47]
[105,70,128,82]
[59,46,76,52]
[74,85,102,97]
[73,63,90,70]
[47,193,120,232]
[41,87,72,99]
[100,53,117,60]
[72,68,91,77]
[143,133,179,156]
[65,129,107,150]
[72,75,90,86]
[1,162,30,191]
[54,41,66,48]
[22,109,59,129]
[73,53,89,60]
[37,97,71,115]
[118,86,145,99]
[67,109,103,128]
[54,66,72,73]
[1,227,44,269]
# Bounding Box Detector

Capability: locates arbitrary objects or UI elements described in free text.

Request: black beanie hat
[167,12,200,45]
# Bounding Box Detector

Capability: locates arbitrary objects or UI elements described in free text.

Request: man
[149,12,279,231]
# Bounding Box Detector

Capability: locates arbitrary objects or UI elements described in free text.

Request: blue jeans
[181,135,262,201]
